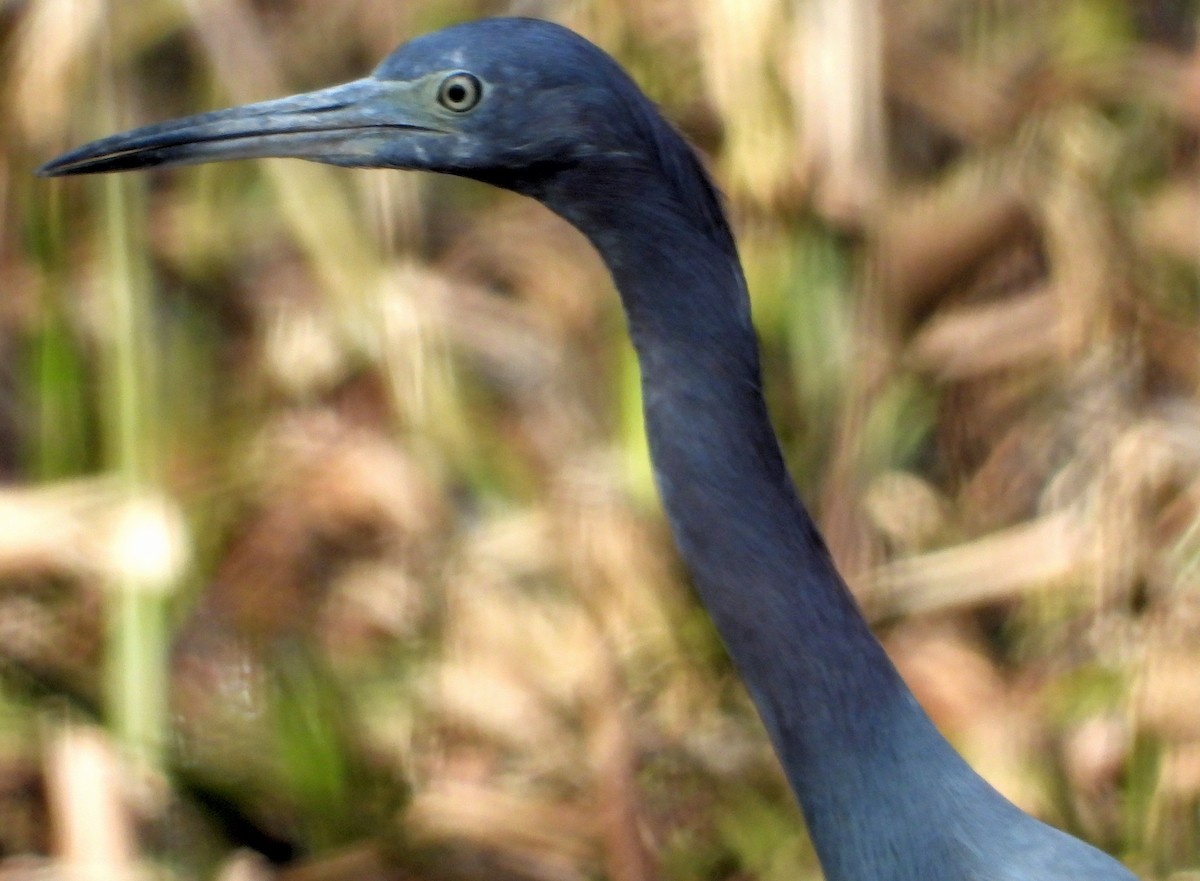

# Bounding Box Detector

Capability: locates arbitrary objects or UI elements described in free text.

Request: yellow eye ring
[437,72,483,112]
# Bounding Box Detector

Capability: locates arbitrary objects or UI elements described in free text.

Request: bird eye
[437,72,482,112]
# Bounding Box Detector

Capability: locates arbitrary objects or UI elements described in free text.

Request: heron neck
[541,165,985,876]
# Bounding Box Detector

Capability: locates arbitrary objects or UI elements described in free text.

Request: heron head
[37,18,661,191]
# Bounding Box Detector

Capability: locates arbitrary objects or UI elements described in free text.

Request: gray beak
[37,77,444,177]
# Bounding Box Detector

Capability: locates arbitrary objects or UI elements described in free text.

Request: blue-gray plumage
[39,17,1138,881]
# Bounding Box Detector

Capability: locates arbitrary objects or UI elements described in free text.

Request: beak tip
[36,154,80,177]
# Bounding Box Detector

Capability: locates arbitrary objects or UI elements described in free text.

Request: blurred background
[1,0,1199,878]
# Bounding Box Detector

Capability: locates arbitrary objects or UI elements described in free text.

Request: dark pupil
[447,83,467,104]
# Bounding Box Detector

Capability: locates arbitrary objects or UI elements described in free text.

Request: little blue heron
[40,17,1138,881]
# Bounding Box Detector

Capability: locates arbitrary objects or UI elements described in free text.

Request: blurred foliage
[1,0,1199,879]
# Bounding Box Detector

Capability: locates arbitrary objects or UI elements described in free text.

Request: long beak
[37,77,443,177]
